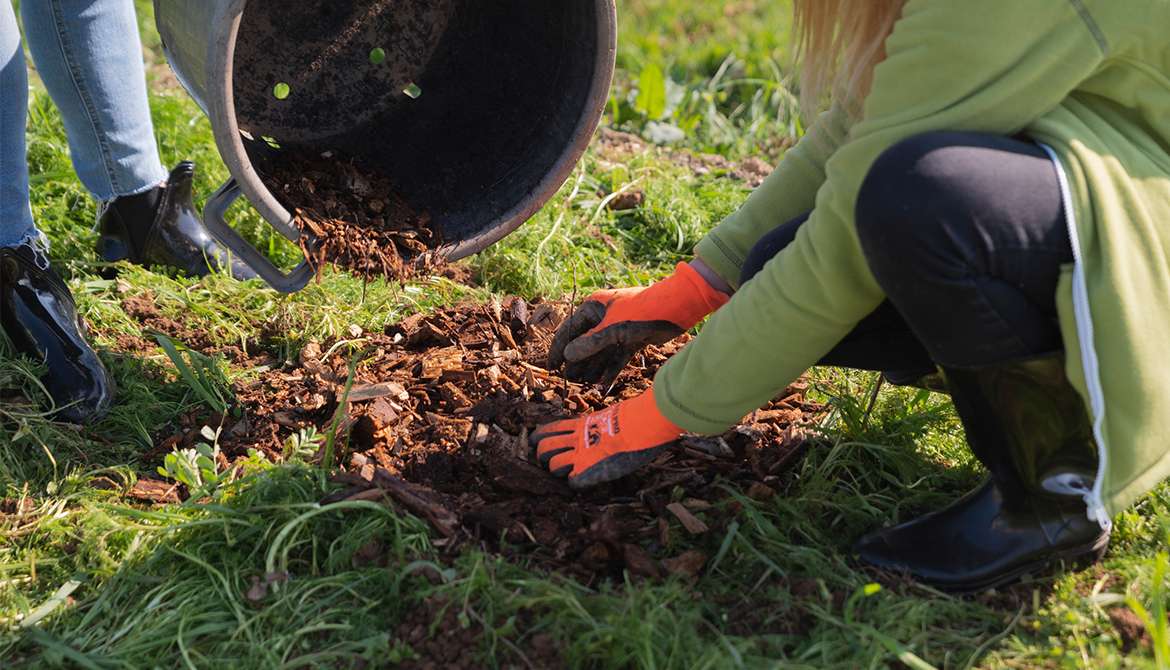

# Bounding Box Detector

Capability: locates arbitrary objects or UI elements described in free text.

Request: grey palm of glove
[547,290,686,387]
[547,263,731,388]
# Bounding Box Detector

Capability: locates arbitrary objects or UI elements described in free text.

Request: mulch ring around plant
[260,150,447,282]
[155,299,824,582]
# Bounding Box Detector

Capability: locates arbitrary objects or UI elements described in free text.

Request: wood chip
[370,468,460,537]
[272,411,301,428]
[666,502,710,535]
[747,482,776,501]
[470,423,490,445]
[529,303,566,332]
[128,479,181,504]
[348,382,409,403]
[419,347,464,379]
[438,382,472,410]
[623,544,662,578]
[608,189,645,211]
[662,550,708,581]
[680,436,734,459]
[365,398,400,428]
[508,298,530,333]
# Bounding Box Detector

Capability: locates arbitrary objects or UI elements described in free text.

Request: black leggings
[740,132,1073,373]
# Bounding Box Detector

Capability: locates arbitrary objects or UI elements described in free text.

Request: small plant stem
[322,352,361,480]
[860,373,884,431]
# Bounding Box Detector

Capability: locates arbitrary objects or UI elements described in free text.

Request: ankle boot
[97,162,256,280]
[1,241,115,423]
[855,354,1109,592]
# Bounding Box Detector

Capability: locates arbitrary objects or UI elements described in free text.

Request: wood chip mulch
[261,151,447,282]
[160,299,824,582]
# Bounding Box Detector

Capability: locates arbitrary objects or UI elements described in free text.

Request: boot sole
[938,531,1110,595]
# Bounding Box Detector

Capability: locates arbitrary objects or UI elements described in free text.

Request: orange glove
[548,263,729,386]
[532,389,683,489]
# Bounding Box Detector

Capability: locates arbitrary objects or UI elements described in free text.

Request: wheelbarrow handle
[203,179,316,294]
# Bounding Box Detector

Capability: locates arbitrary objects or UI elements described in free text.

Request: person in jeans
[534,0,1170,592]
[1,0,253,423]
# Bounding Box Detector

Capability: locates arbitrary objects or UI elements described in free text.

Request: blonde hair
[793,0,906,115]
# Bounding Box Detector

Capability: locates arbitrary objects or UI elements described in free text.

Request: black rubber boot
[1,241,115,424]
[97,162,256,280]
[855,354,1109,593]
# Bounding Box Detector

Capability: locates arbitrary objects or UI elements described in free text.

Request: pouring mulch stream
[149,299,823,582]
[261,151,445,281]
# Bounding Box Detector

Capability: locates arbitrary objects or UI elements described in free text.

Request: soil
[154,299,823,582]
[1109,606,1151,653]
[260,151,446,281]
[596,128,777,188]
[394,596,563,670]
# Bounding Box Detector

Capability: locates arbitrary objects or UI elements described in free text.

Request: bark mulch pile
[261,151,445,281]
[156,299,823,583]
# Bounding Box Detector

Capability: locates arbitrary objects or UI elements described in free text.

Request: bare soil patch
[394,596,563,670]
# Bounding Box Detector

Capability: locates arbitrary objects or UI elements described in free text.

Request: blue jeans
[1,0,166,248]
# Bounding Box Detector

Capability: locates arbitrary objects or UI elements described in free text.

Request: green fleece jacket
[654,0,1170,522]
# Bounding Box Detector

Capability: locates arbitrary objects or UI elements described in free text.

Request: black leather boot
[1,241,115,424]
[96,162,256,280]
[855,354,1109,592]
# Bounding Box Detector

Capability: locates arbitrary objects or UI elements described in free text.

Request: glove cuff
[664,262,731,330]
[621,387,685,442]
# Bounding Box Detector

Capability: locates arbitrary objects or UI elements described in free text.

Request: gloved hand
[532,388,683,489]
[548,262,730,386]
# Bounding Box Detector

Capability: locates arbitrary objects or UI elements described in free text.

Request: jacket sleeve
[695,103,851,289]
[655,0,1108,434]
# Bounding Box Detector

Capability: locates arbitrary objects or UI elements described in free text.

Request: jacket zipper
[1038,143,1112,530]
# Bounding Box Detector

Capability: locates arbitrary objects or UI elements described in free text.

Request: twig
[371,468,460,537]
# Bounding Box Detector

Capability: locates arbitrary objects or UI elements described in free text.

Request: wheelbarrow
[153,0,617,293]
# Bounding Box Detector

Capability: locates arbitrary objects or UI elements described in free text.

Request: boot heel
[1054,531,1111,573]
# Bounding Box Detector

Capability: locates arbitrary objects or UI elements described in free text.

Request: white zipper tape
[1039,143,1112,530]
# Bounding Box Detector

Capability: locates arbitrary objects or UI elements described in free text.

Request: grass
[3,1,1170,668]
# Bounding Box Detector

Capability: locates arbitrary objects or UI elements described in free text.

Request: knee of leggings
[854,131,973,277]
[740,216,806,285]
[741,239,777,285]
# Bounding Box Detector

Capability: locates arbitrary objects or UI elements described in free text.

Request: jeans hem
[107,169,168,200]
[0,228,50,253]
